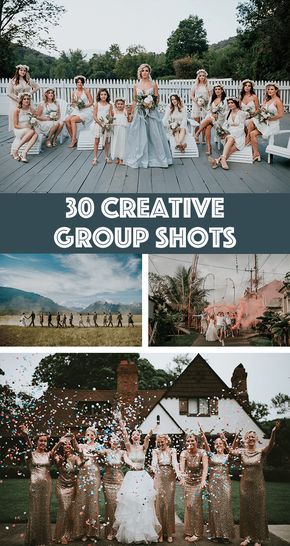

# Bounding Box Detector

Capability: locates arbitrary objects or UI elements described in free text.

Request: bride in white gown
[206,314,218,342]
[114,423,161,543]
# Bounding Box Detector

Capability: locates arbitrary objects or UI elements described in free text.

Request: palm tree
[164,266,208,324]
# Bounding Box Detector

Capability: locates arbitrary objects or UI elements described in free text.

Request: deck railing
[0,78,289,114]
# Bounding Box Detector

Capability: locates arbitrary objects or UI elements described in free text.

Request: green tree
[166,15,208,68]
[32,353,174,390]
[51,49,88,79]
[249,401,269,421]
[271,393,290,415]
[0,0,65,50]
[236,0,290,78]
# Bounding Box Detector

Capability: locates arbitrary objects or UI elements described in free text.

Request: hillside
[83,301,142,314]
[0,287,68,314]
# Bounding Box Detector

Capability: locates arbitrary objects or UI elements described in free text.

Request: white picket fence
[0,78,290,115]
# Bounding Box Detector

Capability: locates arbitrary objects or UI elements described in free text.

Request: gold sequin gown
[73,443,101,539]
[208,453,235,540]
[103,449,124,538]
[152,448,178,538]
[54,456,78,543]
[26,451,52,546]
[181,449,205,539]
[239,449,269,543]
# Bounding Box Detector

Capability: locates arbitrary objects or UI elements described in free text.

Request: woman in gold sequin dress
[231,422,280,546]
[114,422,161,543]
[73,427,101,542]
[100,435,125,541]
[20,425,55,546]
[53,438,83,545]
[151,434,180,543]
[180,434,208,543]
[199,426,235,543]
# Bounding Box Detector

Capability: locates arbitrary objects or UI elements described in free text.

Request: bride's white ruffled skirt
[114,470,161,544]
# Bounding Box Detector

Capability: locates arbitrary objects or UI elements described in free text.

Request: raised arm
[19,424,33,451]
[262,421,281,456]
[201,451,208,488]
[143,429,153,451]
[198,422,210,452]
[119,418,131,451]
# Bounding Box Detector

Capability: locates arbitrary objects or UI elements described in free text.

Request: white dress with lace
[206,319,218,342]
[191,84,211,118]
[69,90,93,124]
[253,101,281,138]
[114,447,161,543]
[111,110,128,159]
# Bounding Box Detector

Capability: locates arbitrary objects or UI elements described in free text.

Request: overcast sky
[0,352,289,416]
[149,254,290,304]
[0,254,142,307]
[48,0,240,56]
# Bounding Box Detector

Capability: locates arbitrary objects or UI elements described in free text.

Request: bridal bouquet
[255,106,274,123]
[27,112,38,128]
[48,111,58,120]
[215,124,230,139]
[196,96,206,108]
[77,99,86,110]
[243,104,255,118]
[99,114,116,134]
[137,92,158,115]
[168,118,180,135]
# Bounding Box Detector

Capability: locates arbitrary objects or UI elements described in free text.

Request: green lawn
[1,480,289,524]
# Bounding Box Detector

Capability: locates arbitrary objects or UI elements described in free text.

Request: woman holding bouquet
[239,80,259,128]
[211,97,247,170]
[6,64,39,131]
[124,63,172,168]
[163,94,188,152]
[247,83,284,161]
[12,93,38,162]
[114,421,161,543]
[190,68,211,142]
[91,88,114,165]
[36,88,64,147]
[65,75,93,148]
[195,84,228,154]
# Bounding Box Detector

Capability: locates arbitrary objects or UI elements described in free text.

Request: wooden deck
[0,115,289,193]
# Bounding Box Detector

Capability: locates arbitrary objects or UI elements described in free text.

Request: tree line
[1,1,289,80]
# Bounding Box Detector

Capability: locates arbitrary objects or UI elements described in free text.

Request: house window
[179,397,214,416]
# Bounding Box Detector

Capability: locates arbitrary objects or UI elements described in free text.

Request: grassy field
[0,480,289,524]
[0,321,142,346]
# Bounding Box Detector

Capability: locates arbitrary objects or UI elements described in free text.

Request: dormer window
[179,397,217,416]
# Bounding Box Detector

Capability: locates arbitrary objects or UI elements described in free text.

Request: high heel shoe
[12,151,20,161]
[253,155,261,162]
[20,154,28,163]
[68,140,77,148]
[210,157,221,169]
[206,145,212,155]
[220,156,229,170]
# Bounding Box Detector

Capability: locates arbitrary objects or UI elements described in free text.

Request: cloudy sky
[149,254,290,304]
[0,254,142,307]
[48,0,240,56]
[0,352,289,417]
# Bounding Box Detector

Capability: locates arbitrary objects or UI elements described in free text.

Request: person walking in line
[127,312,134,327]
[48,312,54,327]
[108,312,114,327]
[39,312,44,327]
[56,312,62,328]
[117,312,123,327]
[27,311,35,327]
[93,312,99,327]
[69,313,74,327]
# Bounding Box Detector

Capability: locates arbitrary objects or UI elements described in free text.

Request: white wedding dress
[114,447,161,543]
[206,319,218,342]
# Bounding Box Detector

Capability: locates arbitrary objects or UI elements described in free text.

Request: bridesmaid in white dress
[65,75,93,147]
[190,69,211,143]
[111,98,129,164]
[91,88,114,165]
[195,84,228,154]
[211,97,247,170]
[6,64,39,131]
[239,80,259,130]
[12,93,38,162]
[114,421,161,544]
[247,83,284,161]
[36,88,64,147]
[163,94,188,151]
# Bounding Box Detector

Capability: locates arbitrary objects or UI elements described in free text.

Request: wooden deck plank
[122,165,139,193]
[0,115,289,193]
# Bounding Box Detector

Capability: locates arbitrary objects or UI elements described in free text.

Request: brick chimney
[231,363,250,411]
[117,360,138,399]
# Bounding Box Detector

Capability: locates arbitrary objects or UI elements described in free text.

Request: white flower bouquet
[255,106,274,123]
[137,92,158,115]
[49,111,58,120]
[168,118,181,135]
[77,99,86,110]
[99,114,116,134]
[215,124,230,139]
[196,96,206,107]
[27,113,38,128]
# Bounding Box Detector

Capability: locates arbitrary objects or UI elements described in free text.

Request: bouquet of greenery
[215,124,230,139]
[243,104,255,118]
[136,92,158,115]
[77,99,86,110]
[99,114,116,134]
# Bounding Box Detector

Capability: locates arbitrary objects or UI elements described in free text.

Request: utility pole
[188,255,199,327]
